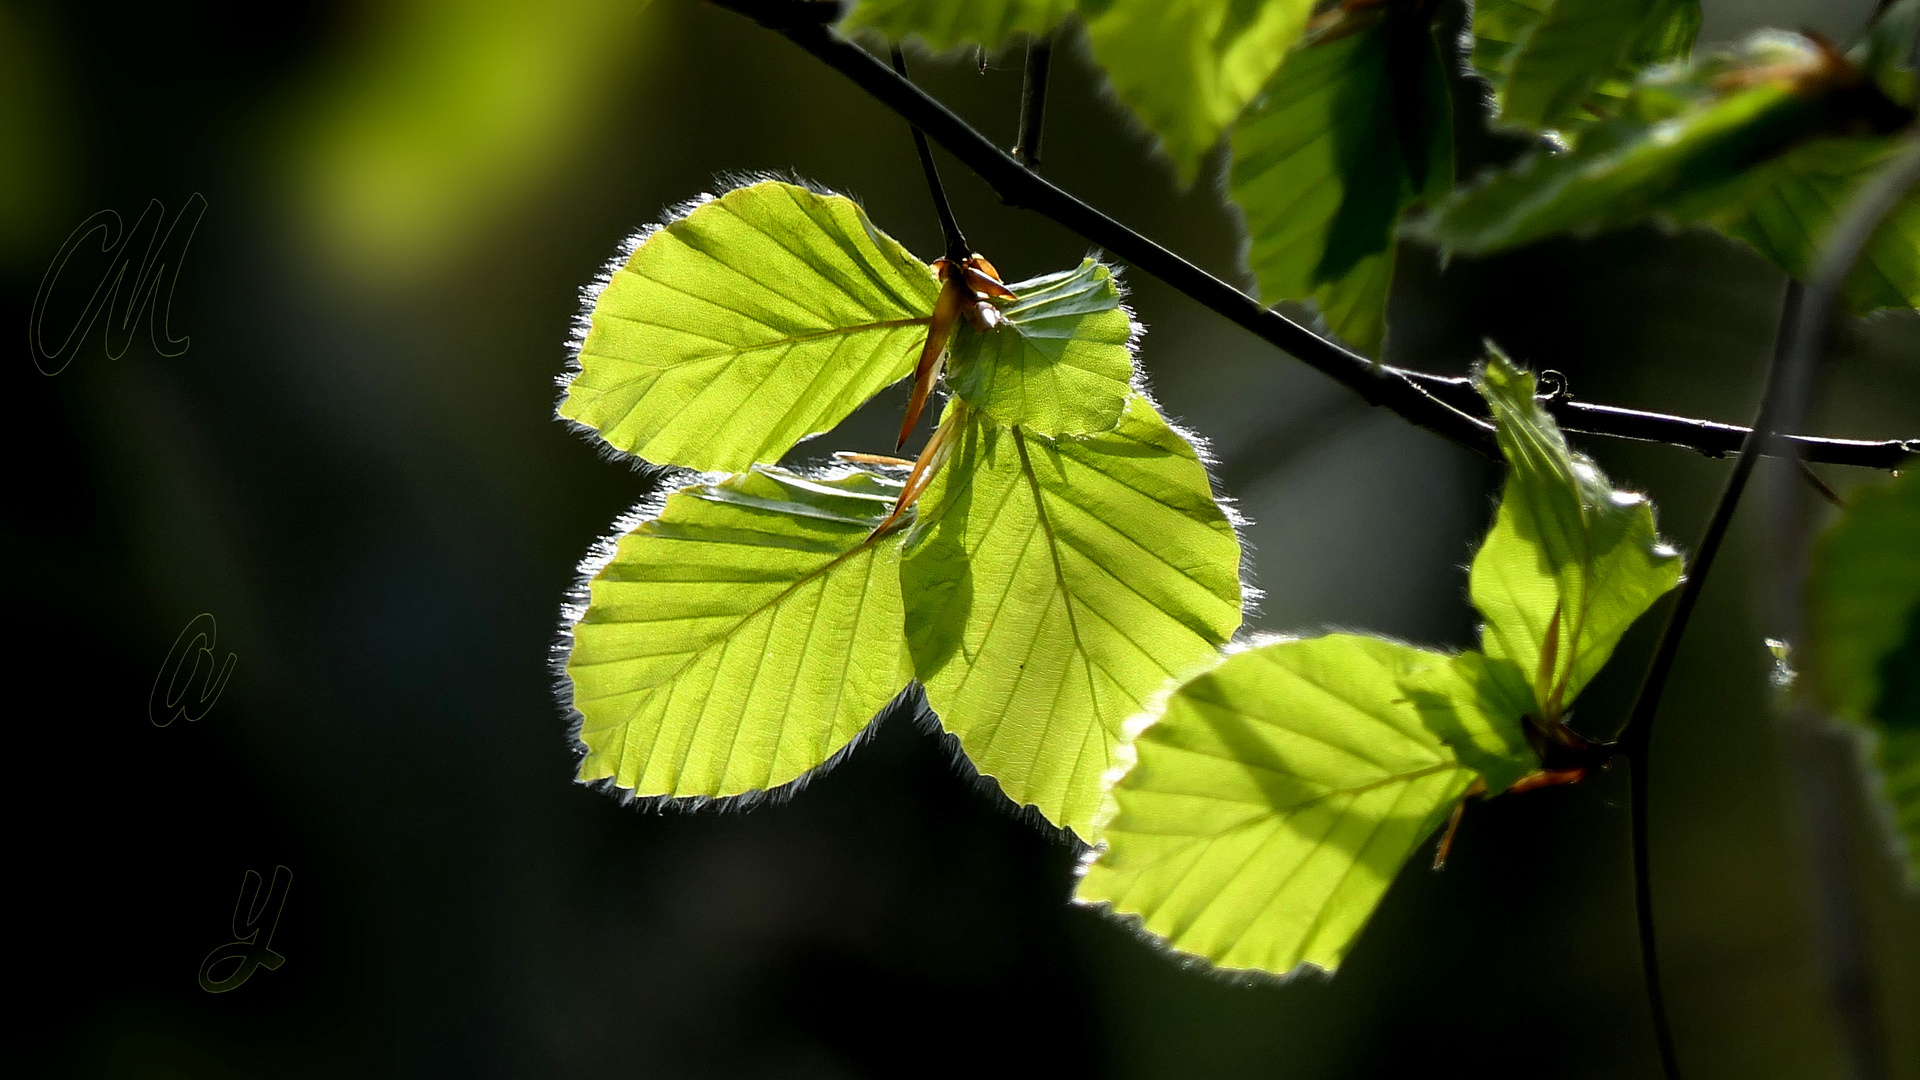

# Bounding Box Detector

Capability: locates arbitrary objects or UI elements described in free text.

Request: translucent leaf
[1075,634,1481,975]
[839,0,1073,53]
[1228,8,1452,355]
[1397,650,1540,793]
[944,258,1138,435]
[564,463,914,801]
[560,180,940,471]
[1474,0,1699,131]
[901,395,1244,837]
[1472,350,1682,721]
[1081,0,1317,182]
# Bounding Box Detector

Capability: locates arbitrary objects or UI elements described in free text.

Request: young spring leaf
[943,258,1137,435]
[1471,350,1682,722]
[1473,0,1699,131]
[839,0,1073,53]
[900,394,1244,837]
[1081,0,1317,182]
[564,464,914,801]
[1075,634,1494,975]
[1397,650,1541,793]
[1424,33,1920,313]
[1228,4,1452,355]
[560,180,939,472]
[1809,468,1920,879]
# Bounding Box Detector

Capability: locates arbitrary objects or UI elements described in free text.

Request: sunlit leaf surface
[901,395,1243,837]
[1082,0,1316,182]
[561,180,939,471]
[1472,351,1682,720]
[1077,634,1482,975]
[945,258,1137,436]
[566,464,913,801]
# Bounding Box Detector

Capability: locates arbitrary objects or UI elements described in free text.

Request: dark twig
[890,47,970,263]
[1015,33,1052,168]
[711,1,1917,470]
[1797,460,1847,509]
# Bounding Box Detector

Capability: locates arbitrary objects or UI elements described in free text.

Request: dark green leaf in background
[840,0,1074,53]
[1473,0,1699,132]
[1229,4,1451,355]
[1810,467,1920,880]
[1426,32,1920,313]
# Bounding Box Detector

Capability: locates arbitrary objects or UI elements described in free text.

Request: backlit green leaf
[1472,350,1682,721]
[901,394,1244,837]
[1397,650,1540,793]
[839,0,1073,53]
[1081,0,1316,182]
[560,180,940,471]
[1075,634,1481,975]
[1475,0,1698,131]
[565,463,914,801]
[944,258,1137,435]
[1229,7,1452,355]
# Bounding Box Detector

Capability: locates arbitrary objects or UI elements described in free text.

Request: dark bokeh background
[5,1,1916,1076]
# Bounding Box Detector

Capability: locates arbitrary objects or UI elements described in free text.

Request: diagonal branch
[711,0,1918,470]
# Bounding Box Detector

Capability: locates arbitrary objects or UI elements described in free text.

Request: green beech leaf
[1474,0,1699,131]
[1810,468,1920,725]
[1862,0,1919,105]
[1472,351,1682,722]
[839,0,1073,53]
[901,394,1244,837]
[1708,135,1920,313]
[1398,650,1541,793]
[1426,33,1920,313]
[565,463,914,801]
[1809,466,1920,879]
[944,258,1138,435]
[1229,7,1452,355]
[1075,634,1484,975]
[1081,0,1316,182]
[560,179,939,471]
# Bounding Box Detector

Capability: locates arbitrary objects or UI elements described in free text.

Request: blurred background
[4,0,1916,1076]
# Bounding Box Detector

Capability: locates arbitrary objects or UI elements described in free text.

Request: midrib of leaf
[1110,756,1459,881]
[1501,403,1599,705]
[582,529,891,765]
[1013,426,1111,760]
